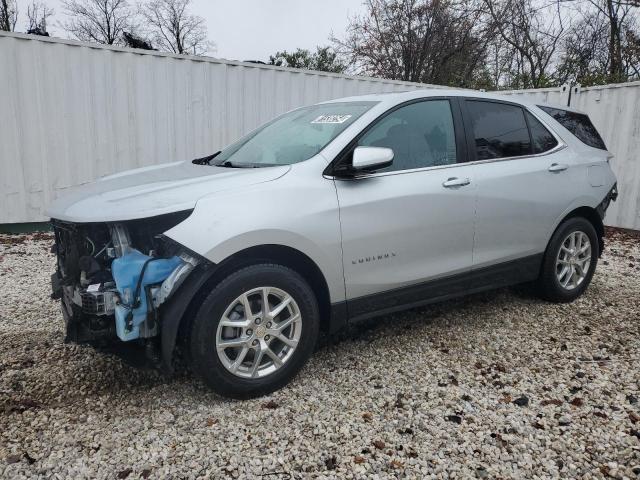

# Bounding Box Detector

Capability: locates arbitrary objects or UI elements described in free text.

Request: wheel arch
[550,206,604,256]
[161,244,335,373]
[207,244,332,329]
[561,206,604,255]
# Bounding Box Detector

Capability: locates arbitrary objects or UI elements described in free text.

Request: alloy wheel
[555,231,592,290]
[215,287,302,379]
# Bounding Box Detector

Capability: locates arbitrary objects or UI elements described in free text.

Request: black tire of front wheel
[537,217,599,303]
[189,263,319,399]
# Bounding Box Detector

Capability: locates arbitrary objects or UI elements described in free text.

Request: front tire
[189,263,319,399]
[537,217,599,303]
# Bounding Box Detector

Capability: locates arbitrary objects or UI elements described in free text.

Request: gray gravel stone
[1,229,639,478]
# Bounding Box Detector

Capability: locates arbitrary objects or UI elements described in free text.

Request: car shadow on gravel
[29,287,522,405]
[0,283,551,408]
[94,286,536,400]
[317,285,533,351]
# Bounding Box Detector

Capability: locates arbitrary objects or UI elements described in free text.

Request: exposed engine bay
[50,211,199,362]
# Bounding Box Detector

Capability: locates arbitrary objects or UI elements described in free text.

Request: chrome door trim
[324,143,567,181]
[463,142,568,167]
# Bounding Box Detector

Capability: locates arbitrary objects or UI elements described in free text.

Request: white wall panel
[498,85,571,106]
[0,32,438,223]
[571,83,640,230]
[1,32,638,230]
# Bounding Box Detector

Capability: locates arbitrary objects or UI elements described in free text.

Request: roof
[321,88,587,113]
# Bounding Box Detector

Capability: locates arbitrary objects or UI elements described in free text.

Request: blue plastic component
[111,250,183,341]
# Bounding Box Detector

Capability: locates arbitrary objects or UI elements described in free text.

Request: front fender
[163,168,345,303]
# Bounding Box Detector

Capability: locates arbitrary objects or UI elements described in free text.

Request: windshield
[213,101,376,167]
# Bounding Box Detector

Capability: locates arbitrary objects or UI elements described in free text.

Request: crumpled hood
[47,160,290,223]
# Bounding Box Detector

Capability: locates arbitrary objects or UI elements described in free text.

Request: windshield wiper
[218,160,243,168]
[216,161,270,168]
[192,151,221,165]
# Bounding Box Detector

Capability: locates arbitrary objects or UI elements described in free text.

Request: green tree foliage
[269,47,346,73]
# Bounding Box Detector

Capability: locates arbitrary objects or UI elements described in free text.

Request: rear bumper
[597,183,618,219]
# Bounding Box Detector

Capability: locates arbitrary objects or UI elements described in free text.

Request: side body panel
[533,108,619,237]
[331,96,478,315]
[334,164,477,301]
[465,100,617,269]
[471,150,584,267]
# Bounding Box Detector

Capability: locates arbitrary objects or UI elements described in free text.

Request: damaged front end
[50,211,201,367]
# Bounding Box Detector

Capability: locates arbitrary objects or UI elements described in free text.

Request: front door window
[357,100,457,172]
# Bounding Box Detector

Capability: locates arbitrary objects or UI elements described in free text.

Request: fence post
[565,83,581,107]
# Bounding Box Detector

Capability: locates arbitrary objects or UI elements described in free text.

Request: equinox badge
[352,252,397,265]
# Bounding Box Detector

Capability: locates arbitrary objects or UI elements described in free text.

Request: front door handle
[442,177,471,188]
[548,163,569,173]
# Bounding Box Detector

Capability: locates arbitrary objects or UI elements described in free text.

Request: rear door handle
[548,163,569,173]
[442,177,471,188]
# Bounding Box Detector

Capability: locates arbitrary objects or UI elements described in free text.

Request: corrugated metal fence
[502,83,640,231]
[0,32,433,224]
[1,32,639,230]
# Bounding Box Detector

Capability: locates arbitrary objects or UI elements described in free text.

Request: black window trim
[323,96,470,178]
[523,109,554,154]
[459,97,566,165]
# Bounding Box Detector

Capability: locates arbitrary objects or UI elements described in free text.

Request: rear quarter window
[538,106,606,150]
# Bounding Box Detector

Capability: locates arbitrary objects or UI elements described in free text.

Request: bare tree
[333,0,639,88]
[333,0,491,88]
[583,0,638,81]
[622,25,640,78]
[555,0,640,85]
[62,0,134,45]
[26,1,54,35]
[140,0,211,55]
[0,0,18,31]
[482,0,566,88]
[555,12,610,84]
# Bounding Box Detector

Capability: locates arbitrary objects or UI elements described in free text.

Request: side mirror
[352,146,394,172]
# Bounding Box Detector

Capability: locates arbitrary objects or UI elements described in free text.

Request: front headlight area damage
[50,210,201,366]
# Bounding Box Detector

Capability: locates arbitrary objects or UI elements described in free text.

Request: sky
[15,0,366,62]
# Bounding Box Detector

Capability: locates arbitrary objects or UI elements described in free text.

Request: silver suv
[48,90,618,398]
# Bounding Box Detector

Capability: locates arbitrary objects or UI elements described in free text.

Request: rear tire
[189,263,319,399]
[537,217,599,303]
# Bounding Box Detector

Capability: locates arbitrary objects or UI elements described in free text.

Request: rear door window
[538,106,606,150]
[465,101,531,160]
[526,111,558,154]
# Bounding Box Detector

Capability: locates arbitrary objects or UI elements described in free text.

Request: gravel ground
[0,229,639,479]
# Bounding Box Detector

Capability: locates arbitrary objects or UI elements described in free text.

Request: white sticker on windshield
[311,114,352,124]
